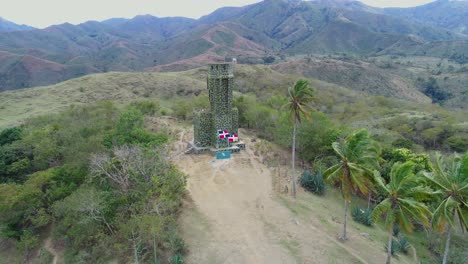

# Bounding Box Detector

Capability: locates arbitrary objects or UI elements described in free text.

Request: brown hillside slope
[272,58,431,103]
[146,23,266,72]
[0,71,206,129]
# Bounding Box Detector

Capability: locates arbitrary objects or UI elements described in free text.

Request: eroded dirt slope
[176,131,414,264]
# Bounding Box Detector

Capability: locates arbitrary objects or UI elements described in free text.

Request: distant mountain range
[382,0,468,35]
[0,0,467,91]
[0,17,35,32]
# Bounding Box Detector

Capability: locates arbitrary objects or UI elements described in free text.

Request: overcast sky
[0,0,436,28]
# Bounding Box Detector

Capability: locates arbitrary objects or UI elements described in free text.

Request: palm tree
[324,129,381,240]
[373,162,432,264]
[285,79,314,198]
[423,152,468,264]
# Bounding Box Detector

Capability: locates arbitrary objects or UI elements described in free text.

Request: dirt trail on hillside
[44,238,59,264]
[176,132,401,264]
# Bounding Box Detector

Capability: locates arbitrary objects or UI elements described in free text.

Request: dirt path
[177,132,413,264]
[44,238,59,264]
[179,150,296,263]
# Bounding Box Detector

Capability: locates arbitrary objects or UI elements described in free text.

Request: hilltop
[0,17,35,32]
[383,0,468,35]
[1,64,466,149]
[1,63,467,264]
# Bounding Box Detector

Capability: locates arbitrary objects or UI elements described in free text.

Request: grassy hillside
[1,64,467,152]
[272,57,431,103]
[365,55,468,108]
[0,71,205,129]
[0,51,99,91]
[0,64,296,129]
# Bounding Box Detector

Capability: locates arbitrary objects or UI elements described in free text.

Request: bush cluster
[385,235,411,256]
[351,206,373,227]
[0,102,186,263]
[300,170,326,195]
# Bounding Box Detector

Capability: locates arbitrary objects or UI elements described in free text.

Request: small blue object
[216,151,231,160]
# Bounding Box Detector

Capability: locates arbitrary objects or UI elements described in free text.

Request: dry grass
[0,71,205,129]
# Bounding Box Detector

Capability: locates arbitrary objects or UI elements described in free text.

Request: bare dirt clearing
[177,132,416,264]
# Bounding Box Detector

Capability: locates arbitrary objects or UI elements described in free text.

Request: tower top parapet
[208,63,234,78]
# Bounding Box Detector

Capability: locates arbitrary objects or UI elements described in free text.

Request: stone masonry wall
[193,111,212,147]
[193,63,239,148]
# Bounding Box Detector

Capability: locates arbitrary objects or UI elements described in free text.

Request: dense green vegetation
[199,79,466,263]
[0,102,186,263]
[296,126,466,263]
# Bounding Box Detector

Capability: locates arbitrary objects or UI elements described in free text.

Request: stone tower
[193,63,239,148]
[208,63,235,133]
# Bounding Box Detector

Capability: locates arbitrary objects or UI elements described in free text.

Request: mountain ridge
[0,17,35,32]
[0,0,466,92]
[383,0,468,35]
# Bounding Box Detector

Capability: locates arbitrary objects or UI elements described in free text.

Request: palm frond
[456,207,468,232]
[398,198,431,227]
[373,170,389,193]
[323,164,343,183]
[408,186,434,202]
[286,79,314,124]
[432,199,449,232]
[372,198,391,223]
[391,162,415,190]
[331,142,345,160]
[348,168,370,195]
[443,197,458,227]
[397,208,414,233]
[432,153,452,188]
[459,151,468,180]
[427,152,468,233]
[422,171,450,192]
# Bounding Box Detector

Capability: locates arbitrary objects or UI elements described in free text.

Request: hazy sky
[0,0,436,28]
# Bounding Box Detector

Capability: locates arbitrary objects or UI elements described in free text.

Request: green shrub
[36,248,54,264]
[0,127,23,146]
[169,234,187,255]
[384,235,411,256]
[103,108,168,148]
[351,206,373,226]
[393,225,400,237]
[130,100,160,116]
[397,236,410,254]
[385,239,400,256]
[300,170,326,195]
[170,254,184,264]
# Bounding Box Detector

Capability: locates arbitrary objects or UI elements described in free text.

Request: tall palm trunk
[386,223,394,264]
[341,200,348,240]
[442,226,452,264]
[292,122,297,198]
[367,193,371,210]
